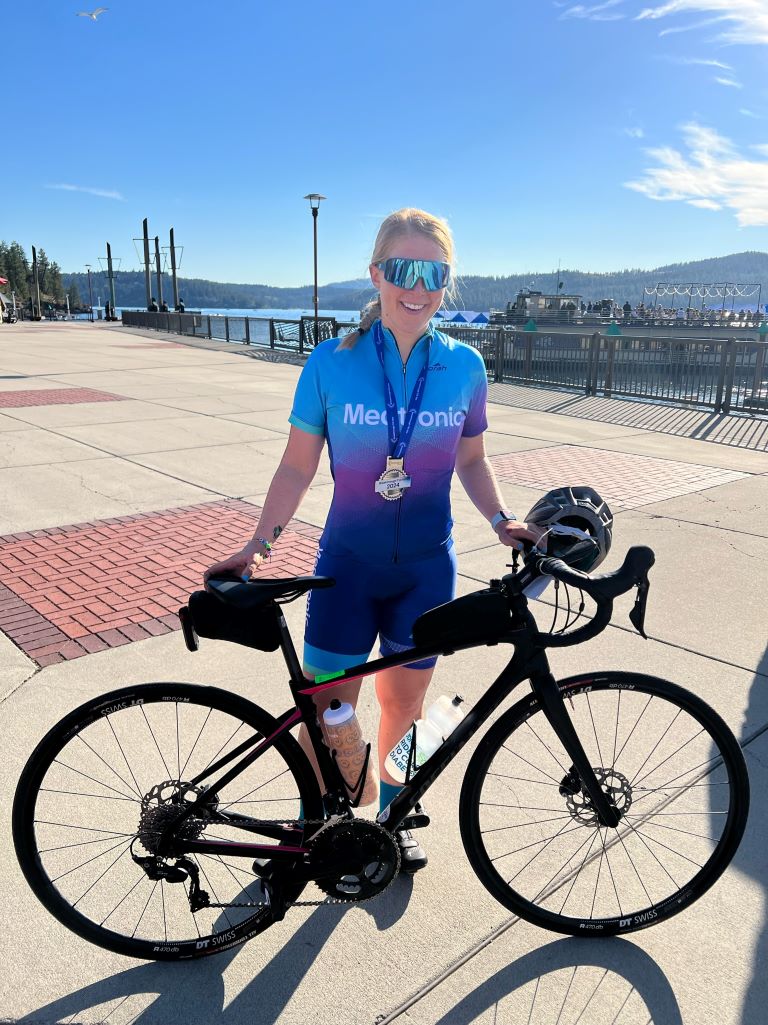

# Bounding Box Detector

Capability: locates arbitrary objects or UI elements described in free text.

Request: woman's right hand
[204,545,264,584]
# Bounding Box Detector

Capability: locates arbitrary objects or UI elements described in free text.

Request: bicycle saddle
[206,575,335,610]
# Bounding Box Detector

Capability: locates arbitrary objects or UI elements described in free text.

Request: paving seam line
[373,718,768,1025]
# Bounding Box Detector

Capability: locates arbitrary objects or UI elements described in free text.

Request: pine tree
[36,248,49,294]
[67,281,82,310]
[48,262,65,303]
[4,242,30,299]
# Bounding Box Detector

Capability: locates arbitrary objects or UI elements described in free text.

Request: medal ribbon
[373,320,431,460]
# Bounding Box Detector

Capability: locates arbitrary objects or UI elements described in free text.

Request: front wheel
[13,683,323,960]
[460,672,749,936]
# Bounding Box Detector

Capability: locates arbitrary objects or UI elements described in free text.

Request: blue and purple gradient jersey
[289,320,488,565]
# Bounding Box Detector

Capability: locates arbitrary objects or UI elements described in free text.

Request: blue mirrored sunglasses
[376,257,451,292]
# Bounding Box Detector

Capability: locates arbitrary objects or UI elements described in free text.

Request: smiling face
[369,234,448,344]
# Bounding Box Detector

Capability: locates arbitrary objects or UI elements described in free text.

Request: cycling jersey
[289,320,488,565]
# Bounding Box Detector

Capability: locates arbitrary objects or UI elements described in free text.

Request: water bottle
[385,695,465,784]
[322,699,378,806]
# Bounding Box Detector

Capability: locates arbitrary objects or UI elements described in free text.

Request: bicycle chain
[199,818,393,909]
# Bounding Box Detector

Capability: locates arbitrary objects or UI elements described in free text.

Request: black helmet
[525,486,613,572]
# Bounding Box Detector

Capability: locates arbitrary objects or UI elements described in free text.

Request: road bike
[13,542,749,960]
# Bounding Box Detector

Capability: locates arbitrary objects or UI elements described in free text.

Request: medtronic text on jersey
[343,403,466,428]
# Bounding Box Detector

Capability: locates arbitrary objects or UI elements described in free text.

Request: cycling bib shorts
[304,546,457,675]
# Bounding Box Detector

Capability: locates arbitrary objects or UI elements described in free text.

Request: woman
[205,208,541,871]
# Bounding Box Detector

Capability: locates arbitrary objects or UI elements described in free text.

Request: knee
[377,677,430,721]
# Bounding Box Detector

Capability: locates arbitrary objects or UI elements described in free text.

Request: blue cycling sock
[379,780,402,814]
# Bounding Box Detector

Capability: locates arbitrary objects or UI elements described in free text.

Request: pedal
[401,812,430,830]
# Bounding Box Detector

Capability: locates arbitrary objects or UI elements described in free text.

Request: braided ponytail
[338,295,381,350]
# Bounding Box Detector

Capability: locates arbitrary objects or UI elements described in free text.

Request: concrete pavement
[0,320,766,1024]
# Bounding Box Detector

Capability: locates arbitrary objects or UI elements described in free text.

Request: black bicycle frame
[176,600,620,864]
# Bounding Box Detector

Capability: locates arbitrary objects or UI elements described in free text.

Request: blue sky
[3,0,767,286]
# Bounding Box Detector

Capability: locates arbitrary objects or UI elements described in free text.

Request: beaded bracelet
[254,537,273,559]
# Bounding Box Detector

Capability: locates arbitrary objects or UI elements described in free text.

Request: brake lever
[629,578,650,639]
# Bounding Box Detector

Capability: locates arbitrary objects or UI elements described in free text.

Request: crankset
[308,819,401,902]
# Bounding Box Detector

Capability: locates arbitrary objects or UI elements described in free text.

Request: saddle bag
[411,587,512,651]
[179,589,282,653]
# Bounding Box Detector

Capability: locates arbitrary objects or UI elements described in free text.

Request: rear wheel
[460,673,749,936]
[13,683,322,960]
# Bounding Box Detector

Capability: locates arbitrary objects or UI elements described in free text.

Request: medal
[372,321,430,501]
[375,457,412,501]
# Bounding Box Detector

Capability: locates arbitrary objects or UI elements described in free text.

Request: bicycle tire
[459,672,749,937]
[13,682,323,961]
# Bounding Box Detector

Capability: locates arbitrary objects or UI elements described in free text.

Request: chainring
[309,820,401,902]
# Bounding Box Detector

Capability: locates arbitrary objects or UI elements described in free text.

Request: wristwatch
[491,510,517,531]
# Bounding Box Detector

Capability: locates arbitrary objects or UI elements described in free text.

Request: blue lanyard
[373,321,431,460]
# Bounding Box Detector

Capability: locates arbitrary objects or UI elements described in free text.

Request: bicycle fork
[529,660,621,829]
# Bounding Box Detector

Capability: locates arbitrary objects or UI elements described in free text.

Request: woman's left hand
[495,520,545,551]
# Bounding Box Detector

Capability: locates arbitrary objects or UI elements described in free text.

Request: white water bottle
[385,695,465,784]
[322,699,378,806]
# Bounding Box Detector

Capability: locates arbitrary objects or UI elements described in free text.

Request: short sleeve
[461,353,488,438]
[288,348,326,436]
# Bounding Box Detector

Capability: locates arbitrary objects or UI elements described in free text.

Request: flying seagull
[76,7,108,19]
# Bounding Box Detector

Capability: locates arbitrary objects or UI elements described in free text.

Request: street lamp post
[85,264,94,323]
[304,193,326,345]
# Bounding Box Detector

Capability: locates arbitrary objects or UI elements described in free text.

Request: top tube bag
[411,587,511,651]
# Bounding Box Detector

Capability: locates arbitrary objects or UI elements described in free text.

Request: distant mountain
[61,252,768,312]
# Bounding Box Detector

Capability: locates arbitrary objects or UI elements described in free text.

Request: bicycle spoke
[39,786,136,802]
[219,766,292,810]
[178,707,213,779]
[133,880,160,939]
[501,744,563,786]
[52,759,139,803]
[140,706,173,781]
[77,732,142,800]
[585,691,605,769]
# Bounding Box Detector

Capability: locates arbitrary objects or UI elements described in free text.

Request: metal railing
[443,326,767,415]
[121,311,355,353]
[120,313,767,415]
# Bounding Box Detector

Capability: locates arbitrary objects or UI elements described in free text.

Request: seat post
[275,605,305,688]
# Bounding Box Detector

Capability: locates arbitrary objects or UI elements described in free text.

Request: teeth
[402,302,426,311]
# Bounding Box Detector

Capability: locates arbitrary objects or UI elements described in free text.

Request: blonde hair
[339,207,455,349]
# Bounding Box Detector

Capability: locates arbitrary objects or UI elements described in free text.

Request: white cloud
[740,108,763,117]
[45,183,125,200]
[665,55,733,67]
[625,126,645,137]
[714,76,743,87]
[625,121,768,225]
[561,1,626,20]
[636,2,768,46]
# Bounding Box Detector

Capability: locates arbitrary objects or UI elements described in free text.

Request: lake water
[116,306,360,322]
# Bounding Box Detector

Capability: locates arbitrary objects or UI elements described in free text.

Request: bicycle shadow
[411,936,683,1025]
[12,876,415,1025]
[729,642,768,1024]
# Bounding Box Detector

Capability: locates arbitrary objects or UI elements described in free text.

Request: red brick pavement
[1,447,747,667]
[489,445,748,509]
[0,501,321,666]
[0,388,126,408]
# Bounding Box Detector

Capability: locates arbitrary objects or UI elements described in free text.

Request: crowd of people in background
[544,300,766,327]
[609,300,765,327]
